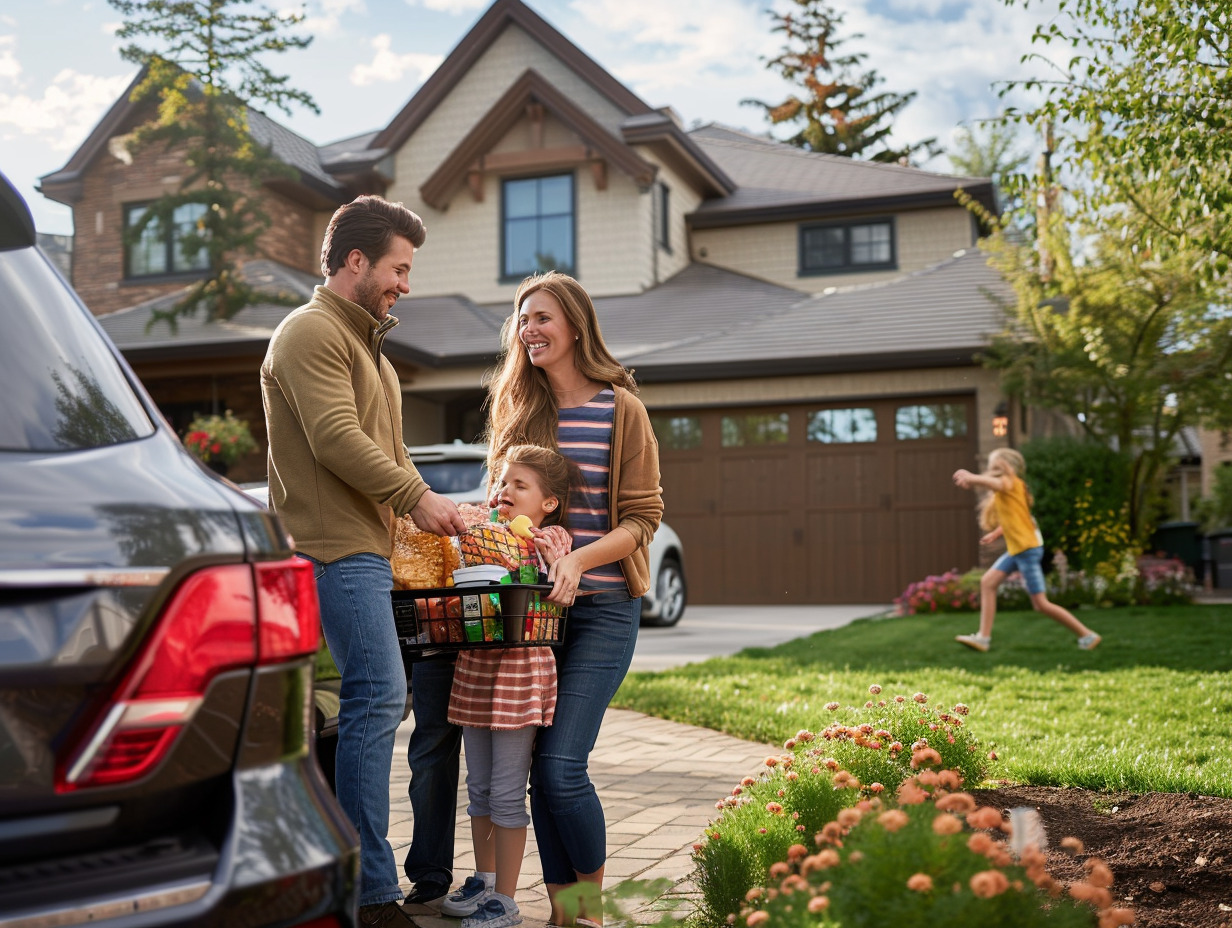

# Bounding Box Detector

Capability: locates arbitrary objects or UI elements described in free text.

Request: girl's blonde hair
[977,448,1032,531]
[483,272,636,476]
[499,444,580,528]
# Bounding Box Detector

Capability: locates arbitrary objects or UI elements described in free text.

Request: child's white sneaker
[461,893,521,928]
[955,633,991,652]
[441,875,493,917]
[1077,633,1102,651]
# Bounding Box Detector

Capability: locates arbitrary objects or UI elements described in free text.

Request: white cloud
[404,0,487,13]
[350,33,443,86]
[0,34,20,82]
[297,0,367,38]
[0,69,133,152]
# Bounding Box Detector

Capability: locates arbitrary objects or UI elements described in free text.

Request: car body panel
[0,168,357,926]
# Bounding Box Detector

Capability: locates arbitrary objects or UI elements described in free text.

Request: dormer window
[799,219,895,275]
[501,174,575,280]
[123,202,210,279]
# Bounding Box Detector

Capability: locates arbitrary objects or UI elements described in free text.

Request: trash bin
[1150,521,1204,583]
[1209,529,1232,589]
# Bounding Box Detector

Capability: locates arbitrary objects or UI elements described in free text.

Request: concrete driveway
[630,603,890,671]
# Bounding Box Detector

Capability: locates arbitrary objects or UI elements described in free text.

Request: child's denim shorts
[992,545,1046,594]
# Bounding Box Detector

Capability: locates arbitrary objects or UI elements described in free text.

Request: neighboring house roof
[686,124,996,227]
[99,253,1011,382]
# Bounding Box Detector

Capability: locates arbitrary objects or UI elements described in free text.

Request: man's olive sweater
[261,286,428,563]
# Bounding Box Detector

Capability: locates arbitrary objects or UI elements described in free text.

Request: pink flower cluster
[893,569,978,616]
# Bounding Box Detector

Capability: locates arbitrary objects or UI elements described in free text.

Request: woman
[484,271,663,927]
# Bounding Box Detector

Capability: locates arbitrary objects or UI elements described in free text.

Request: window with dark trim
[656,182,671,252]
[799,219,895,275]
[501,174,575,280]
[124,202,210,279]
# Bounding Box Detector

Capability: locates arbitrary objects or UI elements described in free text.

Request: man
[262,194,466,927]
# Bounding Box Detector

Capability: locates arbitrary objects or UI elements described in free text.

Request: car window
[413,460,485,493]
[0,248,155,451]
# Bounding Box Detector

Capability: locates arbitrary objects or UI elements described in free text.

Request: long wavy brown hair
[482,271,636,477]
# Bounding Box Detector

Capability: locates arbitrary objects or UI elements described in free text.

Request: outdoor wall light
[992,401,1009,438]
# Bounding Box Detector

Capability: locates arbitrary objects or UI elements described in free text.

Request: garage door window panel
[652,414,702,450]
[895,403,968,440]
[721,413,789,447]
[807,408,877,444]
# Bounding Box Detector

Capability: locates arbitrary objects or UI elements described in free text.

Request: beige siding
[639,155,700,285]
[690,206,977,293]
[1200,427,1232,496]
[387,24,651,302]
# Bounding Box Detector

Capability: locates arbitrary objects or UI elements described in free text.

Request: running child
[952,447,1101,653]
[441,445,575,928]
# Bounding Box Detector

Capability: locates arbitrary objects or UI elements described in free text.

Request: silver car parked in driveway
[404,442,687,628]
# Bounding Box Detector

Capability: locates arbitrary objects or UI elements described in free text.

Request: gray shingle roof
[97,260,505,366]
[687,124,991,224]
[246,109,348,192]
[98,253,1012,378]
[630,249,1013,377]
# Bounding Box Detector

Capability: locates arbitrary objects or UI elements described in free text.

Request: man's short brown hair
[320,195,426,276]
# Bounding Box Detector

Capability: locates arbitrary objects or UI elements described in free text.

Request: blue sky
[0,0,1061,235]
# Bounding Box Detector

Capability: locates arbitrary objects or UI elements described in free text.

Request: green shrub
[1021,437,1132,571]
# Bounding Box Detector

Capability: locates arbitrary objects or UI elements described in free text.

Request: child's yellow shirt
[994,474,1044,554]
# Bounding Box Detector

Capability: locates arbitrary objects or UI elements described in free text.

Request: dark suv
[0,172,359,925]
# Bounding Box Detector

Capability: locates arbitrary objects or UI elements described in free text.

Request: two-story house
[40,0,1022,604]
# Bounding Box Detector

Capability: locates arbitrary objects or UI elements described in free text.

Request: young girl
[952,448,1101,653]
[441,445,575,928]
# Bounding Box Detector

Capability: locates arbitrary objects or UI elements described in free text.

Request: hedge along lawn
[611,604,1232,798]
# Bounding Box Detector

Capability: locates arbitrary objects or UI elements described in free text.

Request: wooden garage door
[652,396,979,604]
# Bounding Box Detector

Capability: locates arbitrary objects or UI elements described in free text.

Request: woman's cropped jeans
[529,591,640,884]
[303,552,407,907]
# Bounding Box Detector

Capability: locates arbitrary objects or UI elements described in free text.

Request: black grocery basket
[392,583,567,660]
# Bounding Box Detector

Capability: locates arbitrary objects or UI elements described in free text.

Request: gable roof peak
[371,0,654,154]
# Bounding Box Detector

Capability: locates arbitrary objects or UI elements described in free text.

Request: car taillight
[58,558,320,791]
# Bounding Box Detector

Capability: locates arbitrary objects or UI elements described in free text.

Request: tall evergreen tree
[109,0,318,325]
[743,0,939,164]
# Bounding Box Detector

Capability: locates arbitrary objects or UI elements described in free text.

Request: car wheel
[642,556,686,627]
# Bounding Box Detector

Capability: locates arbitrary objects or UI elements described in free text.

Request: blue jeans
[403,657,461,888]
[305,553,407,907]
[993,545,1047,594]
[529,592,640,885]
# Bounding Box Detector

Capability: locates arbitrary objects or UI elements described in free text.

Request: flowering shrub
[692,687,990,925]
[894,570,979,615]
[183,411,257,467]
[895,552,1194,614]
[738,772,1130,928]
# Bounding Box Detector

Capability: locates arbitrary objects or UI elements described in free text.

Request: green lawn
[611,604,1232,797]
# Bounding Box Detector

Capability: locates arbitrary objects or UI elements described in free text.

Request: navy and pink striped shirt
[557,387,627,594]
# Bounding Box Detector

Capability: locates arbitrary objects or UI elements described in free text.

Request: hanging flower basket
[183,410,257,473]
